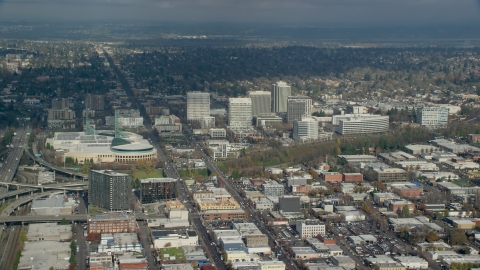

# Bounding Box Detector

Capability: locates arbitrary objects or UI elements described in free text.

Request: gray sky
[0,0,479,26]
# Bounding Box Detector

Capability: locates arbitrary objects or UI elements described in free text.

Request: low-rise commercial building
[394,256,428,269]
[88,213,137,234]
[372,167,408,182]
[152,230,198,248]
[343,173,363,183]
[27,223,72,242]
[18,241,71,270]
[203,209,247,221]
[320,172,343,184]
[296,220,326,239]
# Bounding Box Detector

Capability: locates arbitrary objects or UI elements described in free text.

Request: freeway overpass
[0,181,87,192]
[0,188,36,202]
[26,149,88,180]
[1,190,64,216]
[0,213,157,225]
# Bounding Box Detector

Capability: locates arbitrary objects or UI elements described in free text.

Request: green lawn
[177,168,208,179]
[160,247,186,261]
[452,180,469,187]
[121,169,164,179]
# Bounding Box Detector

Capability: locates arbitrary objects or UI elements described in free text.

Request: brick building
[342,173,363,183]
[203,209,247,221]
[392,185,422,198]
[88,213,137,234]
[321,172,343,184]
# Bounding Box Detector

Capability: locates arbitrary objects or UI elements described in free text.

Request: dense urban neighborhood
[1,26,480,270]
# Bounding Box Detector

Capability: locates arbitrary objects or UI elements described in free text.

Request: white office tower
[228,98,252,130]
[248,91,271,117]
[293,118,318,141]
[416,106,449,128]
[287,96,312,124]
[271,81,291,113]
[187,92,210,121]
[332,114,389,135]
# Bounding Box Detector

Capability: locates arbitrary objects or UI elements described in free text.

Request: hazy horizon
[0,0,479,27]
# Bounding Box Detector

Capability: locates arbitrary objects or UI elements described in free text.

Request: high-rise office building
[248,91,271,117]
[287,96,312,124]
[293,118,318,141]
[416,107,449,128]
[187,92,210,121]
[271,81,291,113]
[86,94,105,111]
[228,98,252,129]
[139,178,178,204]
[89,170,132,211]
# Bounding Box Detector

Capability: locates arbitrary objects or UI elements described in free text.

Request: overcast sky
[0,0,479,26]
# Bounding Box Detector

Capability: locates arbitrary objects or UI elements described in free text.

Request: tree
[402,205,411,218]
[427,231,439,242]
[164,242,172,247]
[69,254,76,265]
[19,229,27,243]
[362,203,371,214]
[61,217,68,225]
[191,261,199,268]
[450,229,467,245]
[70,241,77,252]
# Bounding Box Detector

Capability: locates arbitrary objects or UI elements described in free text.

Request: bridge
[26,148,88,180]
[0,213,156,224]
[0,188,36,202]
[0,181,87,193]
[1,190,63,216]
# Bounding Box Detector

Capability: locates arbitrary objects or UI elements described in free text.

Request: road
[75,223,87,270]
[182,128,298,270]
[0,122,30,194]
[103,47,227,269]
[137,221,157,269]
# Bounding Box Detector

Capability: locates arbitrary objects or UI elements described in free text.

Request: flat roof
[140,178,178,183]
[27,223,71,238]
[19,241,71,270]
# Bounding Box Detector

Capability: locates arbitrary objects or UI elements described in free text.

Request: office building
[139,178,178,204]
[254,114,283,127]
[209,128,227,138]
[89,170,132,211]
[187,92,210,121]
[278,196,301,213]
[296,220,326,239]
[293,118,318,141]
[371,167,408,182]
[86,94,105,110]
[287,96,312,124]
[48,109,75,120]
[51,98,69,110]
[248,91,271,117]
[271,81,291,113]
[346,105,368,114]
[229,98,252,129]
[331,114,389,135]
[262,181,285,196]
[416,106,449,128]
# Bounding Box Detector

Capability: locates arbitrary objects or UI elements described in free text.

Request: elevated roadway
[1,191,63,216]
[0,181,87,191]
[26,149,88,180]
[0,213,158,224]
[0,124,29,193]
